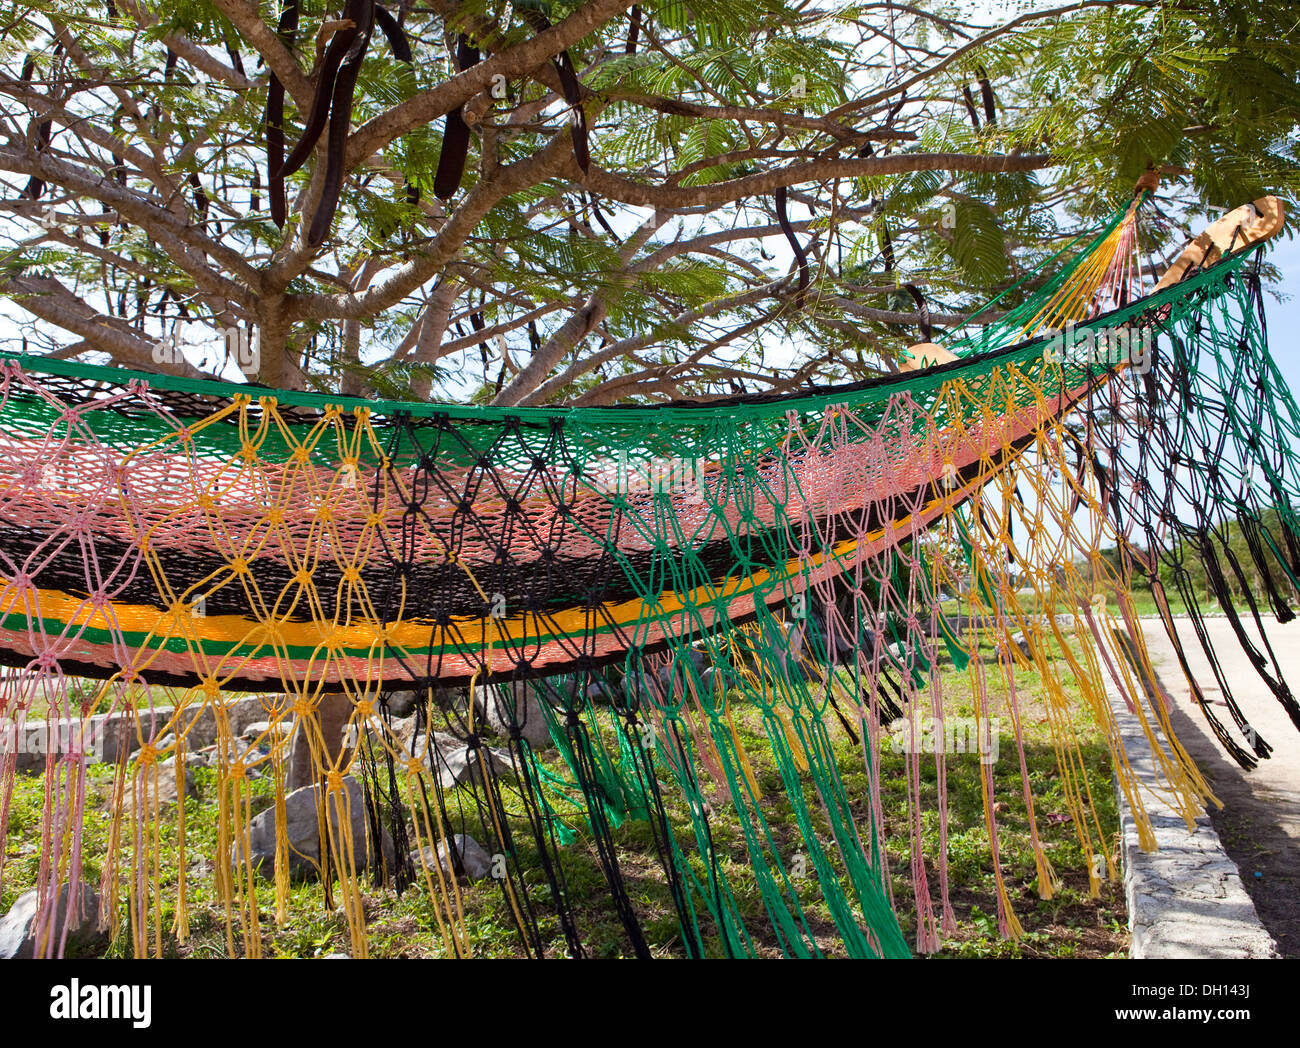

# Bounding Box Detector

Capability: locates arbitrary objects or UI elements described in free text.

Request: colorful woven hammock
[2,195,1295,958]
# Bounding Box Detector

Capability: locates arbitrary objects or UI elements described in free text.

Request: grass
[2,632,1127,960]
[940,579,1247,622]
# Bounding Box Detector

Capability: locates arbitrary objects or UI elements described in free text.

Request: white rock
[381,690,422,718]
[413,833,494,882]
[123,763,196,810]
[431,742,516,790]
[0,882,104,959]
[242,720,294,740]
[160,751,208,770]
[479,681,555,749]
[233,775,396,882]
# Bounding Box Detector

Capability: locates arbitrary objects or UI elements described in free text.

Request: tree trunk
[256,302,304,390]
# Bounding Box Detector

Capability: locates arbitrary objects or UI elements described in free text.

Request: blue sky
[1262,231,1300,394]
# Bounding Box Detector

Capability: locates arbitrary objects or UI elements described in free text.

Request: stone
[440,833,494,880]
[347,715,442,760]
[458,686,486,721]
[154,764,197,804]
[160,750,208,770]
[413,833,494,882]
[380,690,422,719]
[783,622,808,663]
[286,693,353,791]
[0,882,105,959]
[122,762,196,812]
[773,623,823,680]
[234,775,396,882]
[341,714,385,752]
[1006,632,1034,659]
[586,680,619,705]
[479,681,555,750]
[223,737,252,758]
[432,742,516,790]
[622,671,656,708]
[242,720,294,740]
[650,649,715,700]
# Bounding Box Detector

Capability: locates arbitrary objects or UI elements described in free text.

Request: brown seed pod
[903,283,932,342]
[433,34,480,200]
[553,50,589,173]
[19,54,52,200]
[626,6,641,55]
[265,0,300,227]
[374,5,419,206]
[518,9,591,176]
[307,0,376,247]
[373,4,411,61]
[961,84,981,131]
[278,0,363,180]
[976,65,996,126]
[774,187,809,309]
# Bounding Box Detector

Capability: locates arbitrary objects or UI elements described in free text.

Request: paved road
[1139,615,1300,957]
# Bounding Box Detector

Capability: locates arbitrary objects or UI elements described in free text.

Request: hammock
[1,193,1294,958]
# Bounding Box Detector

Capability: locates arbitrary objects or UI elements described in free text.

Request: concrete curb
[1108,681,1278,958]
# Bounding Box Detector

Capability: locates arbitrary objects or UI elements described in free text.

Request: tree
[1,0,1296,405]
